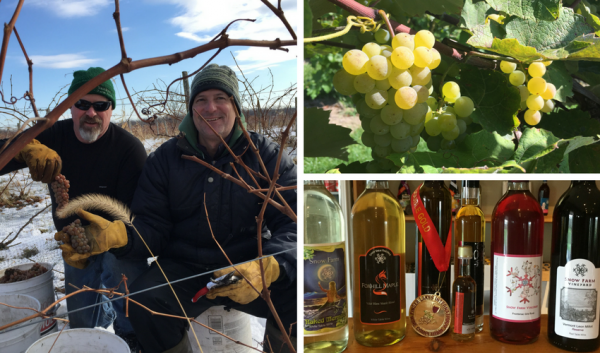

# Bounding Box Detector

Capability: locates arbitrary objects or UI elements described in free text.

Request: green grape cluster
[332,29,476,171]
[501,60,556,126]
[333,30,444,171]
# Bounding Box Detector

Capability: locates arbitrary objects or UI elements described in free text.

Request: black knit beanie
[189,64,241,114]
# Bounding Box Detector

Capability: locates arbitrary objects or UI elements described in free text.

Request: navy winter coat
[116,132,297,284]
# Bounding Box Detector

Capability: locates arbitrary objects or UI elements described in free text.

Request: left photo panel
[0,1,298,352]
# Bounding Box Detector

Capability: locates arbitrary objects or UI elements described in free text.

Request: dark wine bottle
[538,180,550,215]
[490,181,544,344]
[548,181,600,352]
[415,181,452,306]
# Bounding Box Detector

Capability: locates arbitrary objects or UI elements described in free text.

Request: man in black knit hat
[55,64,297,353]
[1,67,148,347]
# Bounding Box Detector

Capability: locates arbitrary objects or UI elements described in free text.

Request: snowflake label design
[375,253,386,264]
[505,260,542,304]
[574,264,588,277]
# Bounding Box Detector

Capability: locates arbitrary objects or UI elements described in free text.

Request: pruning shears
[191,271,241,303]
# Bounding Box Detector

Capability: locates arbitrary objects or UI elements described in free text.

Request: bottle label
[303,242,348,336]
[554,259,599,340]
[539,197,549,215]
[454,292,476,334]
[359,246,401,324]
[492,253,542,322]
[459,241,485,308]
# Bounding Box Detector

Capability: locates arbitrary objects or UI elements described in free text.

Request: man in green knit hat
[55,64,297,353]
[0,67,148,349]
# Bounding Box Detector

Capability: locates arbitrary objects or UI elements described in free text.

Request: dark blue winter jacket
[115,123,297,285]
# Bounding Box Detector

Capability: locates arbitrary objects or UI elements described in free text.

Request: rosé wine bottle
[490,181,544,344]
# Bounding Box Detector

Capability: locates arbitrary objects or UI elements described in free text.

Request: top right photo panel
[304,0,600,174]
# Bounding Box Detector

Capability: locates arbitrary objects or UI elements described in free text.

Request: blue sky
[0,0,298,127]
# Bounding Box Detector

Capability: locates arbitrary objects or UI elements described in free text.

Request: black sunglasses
[74,99,112,112]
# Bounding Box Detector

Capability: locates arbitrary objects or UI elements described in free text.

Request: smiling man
[55,64,297,353]
[0,67,148,348]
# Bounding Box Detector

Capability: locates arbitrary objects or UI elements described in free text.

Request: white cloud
[111,27,130,33]
[230,46,297,75]
[175,32,213,43]
[27,0,111,18]
[165,0,297,41]
[28,54,100,69]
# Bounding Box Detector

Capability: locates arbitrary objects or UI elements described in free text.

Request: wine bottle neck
[508,181,529,191]
[367,180,389,189]
[459,258,471,277]
[461,187,480,206]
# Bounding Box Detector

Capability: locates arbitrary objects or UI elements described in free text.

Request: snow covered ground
[0,136,271,350]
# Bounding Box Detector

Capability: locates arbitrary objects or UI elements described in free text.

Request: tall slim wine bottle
[351,180,406,347]
[454,180,485,333]
[416,181,452,305]
[538,181,550,215]
[490,181,544,344]
[304,181,349,353]
[548,181,600,352]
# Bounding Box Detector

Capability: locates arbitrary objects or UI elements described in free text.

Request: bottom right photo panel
[303,180,599,352]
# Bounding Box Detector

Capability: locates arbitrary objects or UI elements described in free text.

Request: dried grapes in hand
[51,174,70,209]
[61,219,90,254]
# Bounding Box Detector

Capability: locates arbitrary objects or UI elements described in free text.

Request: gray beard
[79,125,102,143]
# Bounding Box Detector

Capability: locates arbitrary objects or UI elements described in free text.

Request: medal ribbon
[411,184,453,272]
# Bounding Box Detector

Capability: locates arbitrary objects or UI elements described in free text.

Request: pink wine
[490,181,544,344]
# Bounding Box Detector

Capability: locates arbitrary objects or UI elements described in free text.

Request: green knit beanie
[68,67,116,109]
[189,64,241,114]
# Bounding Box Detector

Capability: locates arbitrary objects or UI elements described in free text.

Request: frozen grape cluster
[51,174,70,209]
[61,219,90,254]
[0,263,48,283]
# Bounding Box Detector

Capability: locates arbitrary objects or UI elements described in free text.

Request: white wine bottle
[351,180,406,347]
[454,180,485,332]
[304,180,349,353]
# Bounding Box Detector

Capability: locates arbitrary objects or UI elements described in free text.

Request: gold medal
[409,293,451,337]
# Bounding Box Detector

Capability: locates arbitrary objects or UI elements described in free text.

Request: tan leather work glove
[54,210,128,269]
[206,257,281,304]
[14,139,62,183]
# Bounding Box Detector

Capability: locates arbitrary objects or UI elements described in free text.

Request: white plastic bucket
[189,306,253,353]
[0,262,57,336]
[26,328,129,353]
[0,294,41,353]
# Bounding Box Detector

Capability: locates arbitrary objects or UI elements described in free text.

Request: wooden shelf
[345,315,562,353]
[404,215,553,223]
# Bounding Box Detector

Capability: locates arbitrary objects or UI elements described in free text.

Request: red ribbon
[411,184,453,272]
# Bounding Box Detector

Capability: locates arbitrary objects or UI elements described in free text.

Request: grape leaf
[395,0,463,17]
[543,61,573,102]
[574,1,600,36]
[528,143,566,173]
[460,0,495,30]
[390,130,515,171]
[335,161,368,173]
[565,34,600,61]
[564,136,600,172]
[536,108,600,139]
[502,7,591,51]
[308,0,338,31]
[457,66,521,135]
[485,0,561,21]
[304,107,355,158]
[514,127,560,163]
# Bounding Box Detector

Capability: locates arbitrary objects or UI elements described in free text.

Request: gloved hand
[14,139,62,183]
[54,209,128,269]
[206,257,280,304]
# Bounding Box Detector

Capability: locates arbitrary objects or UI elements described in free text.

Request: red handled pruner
[192,271,241,303]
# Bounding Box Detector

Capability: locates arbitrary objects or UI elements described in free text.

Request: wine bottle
[415,181,452,306]
[538,181,550,216]
[548,181,600,352]
[454,180,485,333]
[304,181,349,353]
[452,246,477,342]
[351,180,406,347]
[490,181,544,344]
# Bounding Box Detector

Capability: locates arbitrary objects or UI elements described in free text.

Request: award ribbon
[410,184,453,273]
